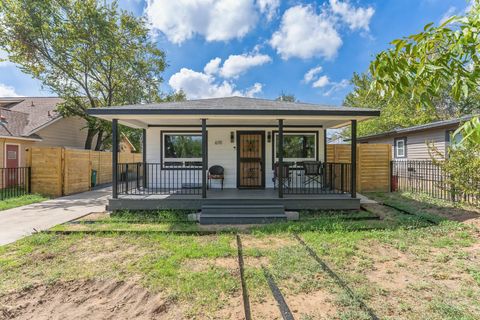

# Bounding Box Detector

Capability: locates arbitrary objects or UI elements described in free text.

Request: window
[446,129,462,145]
[162,133,202,168]
[394,137,407,158]
[274,132,317,165]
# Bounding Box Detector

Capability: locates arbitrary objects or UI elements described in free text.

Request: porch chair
[208,165,224,189]
[272,162,291,190]
[302,161,323,186]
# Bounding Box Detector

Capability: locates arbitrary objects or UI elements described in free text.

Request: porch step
[199,204,286,224]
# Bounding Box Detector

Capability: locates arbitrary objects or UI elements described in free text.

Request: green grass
[1,193,479,319]
[0,193,47,211]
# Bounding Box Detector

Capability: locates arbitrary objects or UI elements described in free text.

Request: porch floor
[110,188,360,211]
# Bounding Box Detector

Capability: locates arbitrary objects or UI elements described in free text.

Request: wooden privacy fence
[327,144,392,192]
[28,147,142,197]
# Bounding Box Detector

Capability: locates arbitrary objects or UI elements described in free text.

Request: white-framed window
[394,137,407,158]
[162,132,203,168]
[273,132,317,166]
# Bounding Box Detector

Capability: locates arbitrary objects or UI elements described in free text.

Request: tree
[0,0,166,150]
[276,91,297,102]
[369,1,480,144]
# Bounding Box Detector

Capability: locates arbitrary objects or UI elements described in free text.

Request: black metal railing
[0,167,31,200]
[278,162,351,195]
[391,160,480,206]
[117,163,202,196]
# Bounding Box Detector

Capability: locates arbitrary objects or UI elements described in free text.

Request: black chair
[302,161,323,185]
[208,165,224,189]
[272,162,291,190]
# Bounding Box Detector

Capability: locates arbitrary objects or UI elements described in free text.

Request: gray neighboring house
[0,97,94,168]
[356,115,474,160]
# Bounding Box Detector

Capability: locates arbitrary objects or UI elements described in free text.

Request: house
[356,115,474,160]
[0,97,97,169]
[88,96,379,223]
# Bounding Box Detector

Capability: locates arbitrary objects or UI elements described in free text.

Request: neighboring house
[0,97,95,169]
[356,115,474,160]
[88,96,380,222]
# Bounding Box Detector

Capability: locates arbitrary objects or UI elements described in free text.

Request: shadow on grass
[366,192,480,224]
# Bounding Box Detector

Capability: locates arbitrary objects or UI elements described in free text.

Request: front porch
[108,188,360,210]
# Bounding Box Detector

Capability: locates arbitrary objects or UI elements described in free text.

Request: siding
[360,127,455,160]
[146,127,325,189]
[0,138,35,167]
[35,116,95,149]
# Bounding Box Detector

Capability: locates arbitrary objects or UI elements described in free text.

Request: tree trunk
[84,127,97,150]
[94,130,104,151]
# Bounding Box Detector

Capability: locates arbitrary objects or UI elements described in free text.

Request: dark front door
[237,131,265,188]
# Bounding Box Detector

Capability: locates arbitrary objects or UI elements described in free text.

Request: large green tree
[369,1,480,145]
[0,0,167,150]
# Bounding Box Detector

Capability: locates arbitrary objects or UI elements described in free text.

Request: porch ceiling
[96,115,373,130]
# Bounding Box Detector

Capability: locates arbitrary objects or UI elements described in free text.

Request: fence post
[28,167,32,194]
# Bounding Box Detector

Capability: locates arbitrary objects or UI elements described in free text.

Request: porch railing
[0,167,31,200]
[279,162,351,195]
[117,163,202,196]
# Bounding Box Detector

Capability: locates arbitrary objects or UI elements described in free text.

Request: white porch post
[278,119,284,198]
[351,120,357,198]
[112,119,118,199]
[202,119,207,198]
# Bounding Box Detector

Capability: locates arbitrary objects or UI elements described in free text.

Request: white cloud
[256,0,280,20]
[303,65,323,83]
[329,0,375,31]
[219,53,271,78]
[145,0,259,44]
[0,83,20,97]
[0,50,14,68]
[312,75,330,88]
[323,79,350,96]
[168,67,264,99]
[269,5,342,60]
[204,57,222,75]
[245,83,263,97]
[440,6,457,24]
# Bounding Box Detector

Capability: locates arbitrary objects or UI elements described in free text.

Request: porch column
[142,129,147,189]
[278,119,284,198]
[112,119,119,199]
[351,120,357,198]
[202,119,207,198]
[324,129,327,162]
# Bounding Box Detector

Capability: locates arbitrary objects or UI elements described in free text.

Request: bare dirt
[0,279,182,320]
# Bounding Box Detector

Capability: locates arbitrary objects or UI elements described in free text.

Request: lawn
[0,193,48,211]
[0,194,479,319]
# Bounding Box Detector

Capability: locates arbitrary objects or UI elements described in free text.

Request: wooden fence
[327,144,392,192]
[28,147,142,197]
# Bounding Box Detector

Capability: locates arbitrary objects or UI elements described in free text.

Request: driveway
[0,187,110,246]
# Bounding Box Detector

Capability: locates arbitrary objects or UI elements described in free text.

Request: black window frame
[160,131,206,170]
[271,131,319,168]
[394,137,407,159]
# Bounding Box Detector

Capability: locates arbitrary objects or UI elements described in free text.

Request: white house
[88,96,379,223]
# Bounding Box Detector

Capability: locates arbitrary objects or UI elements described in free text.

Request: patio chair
[272,162,291,190]
[208,165,224,189]
[302,161,323,185]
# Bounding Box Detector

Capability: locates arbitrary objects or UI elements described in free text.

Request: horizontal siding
[359,128,451,160]
[35,117,95,149]
[146,127,325,189]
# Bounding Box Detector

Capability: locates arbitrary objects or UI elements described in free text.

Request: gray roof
[357,115,475,141]
[87,96,380,117]
[0,97,63,139]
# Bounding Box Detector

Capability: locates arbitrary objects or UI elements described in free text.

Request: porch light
[230,131,235,143]
[267,131,272,143]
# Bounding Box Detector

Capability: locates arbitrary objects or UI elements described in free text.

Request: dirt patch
[235,236,296,250]
[362,204,395,220]
[0,279,183,320]
[286,289,337,319]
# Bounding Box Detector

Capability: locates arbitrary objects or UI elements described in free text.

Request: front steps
[199,204,287,224]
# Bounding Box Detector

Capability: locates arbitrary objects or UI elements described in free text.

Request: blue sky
[0,0,472,105]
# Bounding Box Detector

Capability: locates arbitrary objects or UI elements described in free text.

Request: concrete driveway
[0,187,110,246]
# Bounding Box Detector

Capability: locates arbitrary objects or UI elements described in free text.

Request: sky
[0,0,472,105]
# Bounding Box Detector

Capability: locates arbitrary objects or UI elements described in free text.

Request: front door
[5,144,19,187]
[237,131,265,188]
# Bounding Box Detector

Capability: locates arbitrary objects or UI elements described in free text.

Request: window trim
[160,130,206,170]
[271,131,319,168]
[394,137,407,159]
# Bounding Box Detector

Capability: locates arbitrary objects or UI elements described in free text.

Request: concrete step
[199,204,286,224]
